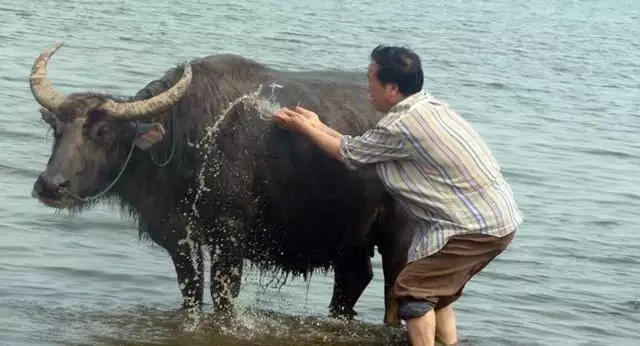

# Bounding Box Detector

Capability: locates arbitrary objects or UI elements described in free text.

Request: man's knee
[397,297,436,320]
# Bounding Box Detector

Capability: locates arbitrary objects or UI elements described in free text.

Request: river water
[1,0,639,345]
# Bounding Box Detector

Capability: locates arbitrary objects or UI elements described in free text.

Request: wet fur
[43,54,410,323]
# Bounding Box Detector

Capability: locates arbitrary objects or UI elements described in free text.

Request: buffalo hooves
[180,308,204,332]
[329,307,358,321]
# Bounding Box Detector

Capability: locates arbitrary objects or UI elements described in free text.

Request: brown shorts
[392,231,515,311]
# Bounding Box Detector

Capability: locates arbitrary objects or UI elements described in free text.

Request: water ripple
[1,0,639,345]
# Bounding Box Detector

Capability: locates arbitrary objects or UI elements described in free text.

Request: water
[1,0,639,345]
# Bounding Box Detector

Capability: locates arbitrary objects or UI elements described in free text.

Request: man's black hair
[370,45,424,95]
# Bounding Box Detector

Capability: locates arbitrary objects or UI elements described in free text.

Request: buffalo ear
[134,122,165,150]
[39,108,57,126]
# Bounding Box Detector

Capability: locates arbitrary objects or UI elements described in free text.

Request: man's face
[367,62,399,113]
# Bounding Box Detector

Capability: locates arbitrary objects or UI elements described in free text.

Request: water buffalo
[28,42,412,325]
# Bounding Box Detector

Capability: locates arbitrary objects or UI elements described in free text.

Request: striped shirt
[339,89,523,263]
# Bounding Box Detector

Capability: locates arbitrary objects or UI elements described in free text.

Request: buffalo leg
[372,198,413,327]
[209,216,245,320]
[380,246,404,327]
[328,248,373,320]
[147,216,205,313]
[378,225,411,326]
[210,246,244,317]
[168,239,205,312]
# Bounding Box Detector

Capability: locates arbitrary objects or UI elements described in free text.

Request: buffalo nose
[33,172,69,199]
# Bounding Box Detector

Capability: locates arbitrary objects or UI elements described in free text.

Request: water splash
[190,83,281,218]
[220,82,284,122]
[190,81,288,210]
[256,82,285,120]
[69,306,408,345]
[179,83,286,326]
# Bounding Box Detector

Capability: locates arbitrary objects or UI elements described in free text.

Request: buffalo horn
[29,42,193,119]
[100,62,192,119]
[29,42,67,110]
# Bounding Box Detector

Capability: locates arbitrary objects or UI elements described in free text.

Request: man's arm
[300,121,344,161]
[314,121,343,139]
[273,106,414,169]
[301,120,415,170]
[339,124,415,170]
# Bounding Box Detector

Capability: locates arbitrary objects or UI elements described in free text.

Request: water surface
[1,0,639,345]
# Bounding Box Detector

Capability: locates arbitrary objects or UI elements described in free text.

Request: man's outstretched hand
[273,106,319,133]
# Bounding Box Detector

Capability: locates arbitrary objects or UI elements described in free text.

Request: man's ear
[386,83,400,95]
[134,122,165,150]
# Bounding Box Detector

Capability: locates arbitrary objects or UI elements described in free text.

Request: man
[273,45,523,346]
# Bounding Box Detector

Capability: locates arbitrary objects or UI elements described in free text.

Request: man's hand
[294,106,320,127]
[273,105,344,161]
[273,106,319,133]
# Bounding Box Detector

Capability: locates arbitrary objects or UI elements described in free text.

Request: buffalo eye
[92,123,110,139]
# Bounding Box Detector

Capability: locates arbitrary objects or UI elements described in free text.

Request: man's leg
[406,310,436,346]
[393,231,516,345]
[397,299,457,346]
[432,231,516,345]
[398,297,438,346]
[435,304,457,345]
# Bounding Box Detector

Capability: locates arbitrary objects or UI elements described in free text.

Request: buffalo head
[29,42,192,209]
